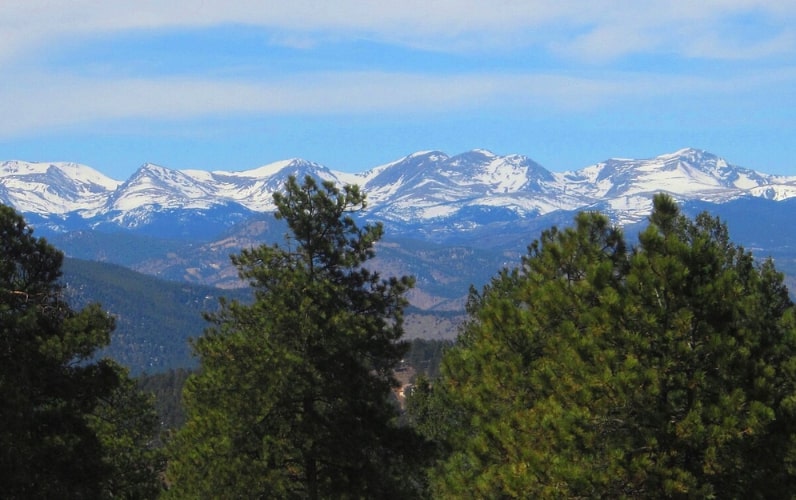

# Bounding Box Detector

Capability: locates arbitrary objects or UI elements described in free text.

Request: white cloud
[547,1,796,61]
[0,72,538,135]
[2,67,793,138]
[2,0,795,61]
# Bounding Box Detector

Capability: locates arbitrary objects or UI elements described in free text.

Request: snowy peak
[241,158,345,194]
[363,149,554,195]
[229,158,303,178]
[557,148,791,224]
[443,150,556,192]
[0,160,120,189]
[361,149,571,222]
[104,158,358,216]
[106,163,216,212]
[651,148,772,190]
[0,160,121,214]
[566,148,776,199]
[230,158,336,182]
[206,158,357,211]
[360,151,450,202]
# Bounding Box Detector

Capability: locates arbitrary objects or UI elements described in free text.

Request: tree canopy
[0,204,162,498]
[418,194,796,498]
[166,176,425,498]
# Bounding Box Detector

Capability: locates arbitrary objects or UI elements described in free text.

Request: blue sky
[1,1,795,178]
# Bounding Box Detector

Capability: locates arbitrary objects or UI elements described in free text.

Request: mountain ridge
[4,147,794,232]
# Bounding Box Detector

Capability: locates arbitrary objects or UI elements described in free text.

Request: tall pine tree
[167,176,425,498]
[420,194,796,497]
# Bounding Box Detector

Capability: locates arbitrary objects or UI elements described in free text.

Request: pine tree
[0,204,163,499]
[422,195,796,497]
[166,176,425,498]
[88,364,165,499]
[612,195,796,496]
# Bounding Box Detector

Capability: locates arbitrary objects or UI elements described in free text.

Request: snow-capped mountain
[105,158,351,215]
[0,160,121,215]
[106,163,217,212]
[358,149,584,223]
[2,148,795,234]
[560,148,795,222]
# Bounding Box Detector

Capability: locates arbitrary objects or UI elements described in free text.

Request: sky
[0,1,795,179]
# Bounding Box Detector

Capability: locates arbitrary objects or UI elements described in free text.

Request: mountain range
[5,147,796,228]
[3,147,796,310]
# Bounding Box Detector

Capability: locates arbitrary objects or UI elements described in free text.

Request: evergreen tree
[167,176,425,498]
[0,204,163,499]
[88,364,165,499]
[423,195,796,497]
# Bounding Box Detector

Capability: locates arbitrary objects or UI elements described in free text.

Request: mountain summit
[0,160,120,215]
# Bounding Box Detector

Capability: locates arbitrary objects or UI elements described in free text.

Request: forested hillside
[61,257,461,374]
[61,258,250,374]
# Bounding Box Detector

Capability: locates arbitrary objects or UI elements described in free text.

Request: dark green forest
[138,338,451,435]
[62,257,458,375]
[62,258,250,374]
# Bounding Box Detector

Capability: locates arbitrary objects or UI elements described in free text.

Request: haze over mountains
[3,147,796,307]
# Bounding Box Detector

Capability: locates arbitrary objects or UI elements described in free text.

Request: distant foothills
[3,148,796,372]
